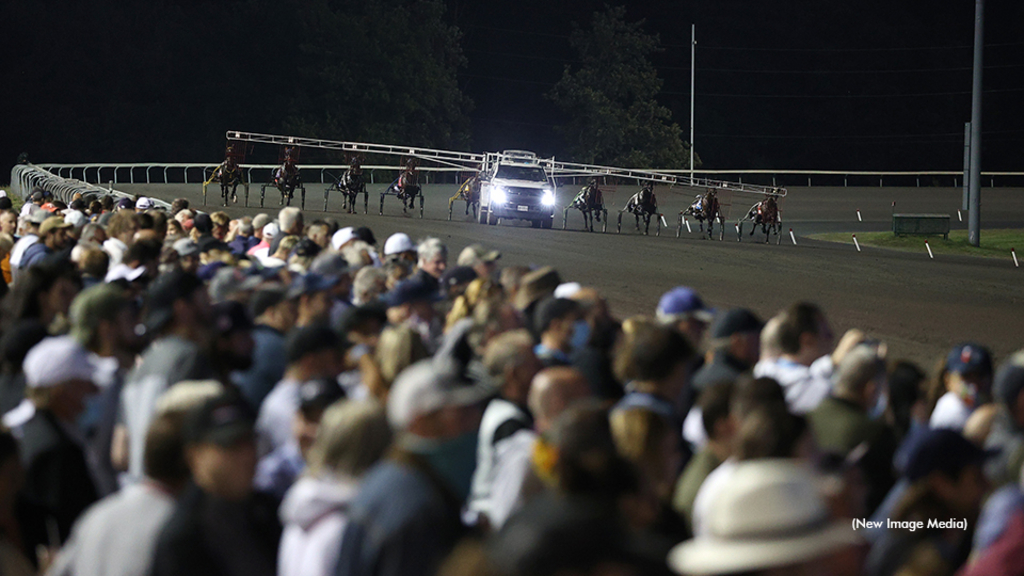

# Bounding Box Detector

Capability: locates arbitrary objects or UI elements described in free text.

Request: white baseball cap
[136,197,155,210]
[383,233,416,256]
[387,358,493,430]
[23,336,95,389]
[63,210,87,229]
[262,222,280,239]
[331,227,357,251]
[667,460,860,575]
[105,263,147,283]
[554,282,582,299]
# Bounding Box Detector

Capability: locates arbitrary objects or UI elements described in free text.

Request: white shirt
[487,429,538,530]
[9,233,38,270]
[103,238,128,268]
[683,406,707,450]
[690,457,738,537]
[752,355,834,414]
[257,378,301,456]
[929,391,973,431]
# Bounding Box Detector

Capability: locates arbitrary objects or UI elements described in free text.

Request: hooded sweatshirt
[278,474,359,576]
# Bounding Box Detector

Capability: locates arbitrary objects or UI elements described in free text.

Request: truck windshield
[495,165,548,182]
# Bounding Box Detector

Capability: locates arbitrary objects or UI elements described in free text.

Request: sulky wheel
[617,212,623,234]
[419,194,424,219]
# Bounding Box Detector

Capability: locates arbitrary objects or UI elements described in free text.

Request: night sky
[3,0,1022,173]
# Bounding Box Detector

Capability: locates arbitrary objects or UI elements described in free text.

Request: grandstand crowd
[0,186,1022,576]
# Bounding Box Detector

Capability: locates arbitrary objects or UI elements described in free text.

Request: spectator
[753,302,863,415]
[47,410,191,576]
[227,217,258,256]
[668,460,861,576]
[468,330,542,524]
[102,211,139,267]
[672,381,736,529]
[531,297,583,367]
[255,378,345,499]
[2,260,80,335]
[985,350,1024,487]
[152,394,281,576]
[16,336,99,541]
[655,286,714,347]
[289,272,341,328]
[511,266,560,325]
[457,244,501,281]
[306,220,330,250]
[439,266,477,301]
[808,343,897,515]
[566,287,621,401]
[68,283,144,495]
[209,301,255,383]
[383,276,444,352]
[119,270,213,481]
[278,400,392,576]
[382,232,417,264]
[231,285,294,409]
[257,324,344,455]
[692,308,763,392]
[0,430,47,574]
[368,325,429,400]
[486,366,591,529]
[169,198,189,216]
[336,359,491,576]
[929,343,993,432]
[20,216,72,269]
[171,238,200,274]
[248,222,278,260]
[9,210,47,281]
[352,266,388,306]
[416,237,448,283]
[865,429,990,576]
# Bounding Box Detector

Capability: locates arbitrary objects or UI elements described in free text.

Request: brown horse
[739,195,781,243]
[564,181,606,232]
[214,157,244,206]
[620,183,658,234]
[681,189,723,239]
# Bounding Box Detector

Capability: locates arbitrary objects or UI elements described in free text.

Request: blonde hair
[446,278,503,332]
[306,400,393,478]
[0,233,13,257]
[155,380,225,415]
[375,325,429,388]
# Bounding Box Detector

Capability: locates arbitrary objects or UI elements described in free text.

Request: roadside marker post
[857,209,862,222]
[684,217,691,233]
[1013,248,1019,268]
[958,210,963,222]
[789,229,797,245]
[853,234,861,252]
[926,241,934,259]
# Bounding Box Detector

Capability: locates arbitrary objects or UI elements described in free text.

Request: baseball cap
[353,227,376,246]
[513,266,562,311]
[39,216,73,236]
[383,276,444,308]
[291,238,322,259]
[439,266,477,291]
[26,208,50,225]
[994,350,1024,408]
[211,300,254,335]
[136,197,154,210]
[262,222,280,239]
[117,197,134,210]
[182,394,256,447]
[553,282,582,299]
[30,190,44,202]
[104,263,148,284]
[905,428,996,482]
[331,227,357,250]
[710,308,764,339]
[656,286,714,324]
[143,270,204,333]
[946,343,993,376]
[173,238,200,257]
[383,233,415,256]
[667,459,860,575]
[287,273,341,299]
[387,357,493,430]
[457,244,501,267]
[23,336,95,389]
[69,283,130,347]
[297,378,346,414]
[285,324,342,365]
[193,213,213,234]
[534,297,582,334]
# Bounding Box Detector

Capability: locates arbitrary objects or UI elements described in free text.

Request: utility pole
[690,24,696,182]
[968,0,984,246]
[962,122,970,211]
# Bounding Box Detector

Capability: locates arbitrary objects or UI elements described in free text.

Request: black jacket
[17,408,98,542]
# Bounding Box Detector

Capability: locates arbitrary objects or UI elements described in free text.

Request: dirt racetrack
[121,181,1024,367]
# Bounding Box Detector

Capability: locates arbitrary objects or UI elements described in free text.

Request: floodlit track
[123,181,1024,366]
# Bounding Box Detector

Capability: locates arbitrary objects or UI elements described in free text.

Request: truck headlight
[541,190,555,206]
[492,188,508,204]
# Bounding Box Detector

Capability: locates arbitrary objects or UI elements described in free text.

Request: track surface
[122,181,1024,367]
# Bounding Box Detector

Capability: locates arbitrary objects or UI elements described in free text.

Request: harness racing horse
[329,157,367,213]
[448,175,481,220]
[262,148,306,208]
[618,183,662,235]
[380,159,424,218]
[563,181,607,232]
[208,158,247,207]
[738,195,782,244]
[679,189,724,240]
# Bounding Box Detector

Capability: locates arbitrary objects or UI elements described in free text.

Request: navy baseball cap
[439,266,477,292]
[946,343,993,376]
[384,277,443,308]
[905,428,996,482]
[656,287,713,323]
[710,308,764,339]
[183,394,256,447]
[287,273,342,299]
[297,378,346,414]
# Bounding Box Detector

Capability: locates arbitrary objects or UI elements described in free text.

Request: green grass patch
[811,229,1024,260]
